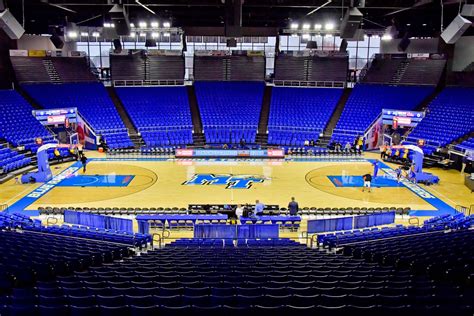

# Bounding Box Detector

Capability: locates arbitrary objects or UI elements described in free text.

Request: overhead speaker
[113,38,122,52]
[145,39,156,47]
[0,9,25,39]
[306,41,317,49]
[441,14,472,44]
[339,39,348,52]
[109,4,130,36]
[340,7,363,39]
[461,4,474,17]
[226,38,237,47]
[398,36,411,52]
[225,0,242,37]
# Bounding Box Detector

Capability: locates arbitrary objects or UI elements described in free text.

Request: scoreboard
[33,108,78,126]
[175,149,285,158]
[382,109,424,128]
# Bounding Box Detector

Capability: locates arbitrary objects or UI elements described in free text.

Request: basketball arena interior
[0,0,474,315]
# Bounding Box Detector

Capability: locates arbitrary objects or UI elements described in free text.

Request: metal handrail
[310,234,318,248]
[408,217,420,226]
[46,217,58,226]
[152,233,162,248]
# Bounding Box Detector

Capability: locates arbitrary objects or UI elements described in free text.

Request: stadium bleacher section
[115,87,193,147]
[361,56,446,86]
[23,83,133,149]
[0,90,54,150]
[407,87,474,148]
[268,87,343,146]
[455,137,474,151]
[0,234,470,315]
[11,56,96,84]
[0,145,32,175]
[332,84,433,145]
[194,81,264,144]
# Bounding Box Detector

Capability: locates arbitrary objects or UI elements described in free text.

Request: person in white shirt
[235,204,244,218]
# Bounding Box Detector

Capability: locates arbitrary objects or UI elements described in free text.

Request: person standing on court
[254,200,265,216]
[288,197,299,216]
[362,173,372,193]
[80,155,88,173]
[372,160,379,178]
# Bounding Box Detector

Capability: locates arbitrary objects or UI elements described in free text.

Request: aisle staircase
[42,59,60,83]
[106,87,144,148]
[256,85,273,145]
[389,60,410,85]
[186,85,205,146]
[320,88,352,146]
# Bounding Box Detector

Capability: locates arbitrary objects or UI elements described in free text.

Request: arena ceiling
[4,0,471,37]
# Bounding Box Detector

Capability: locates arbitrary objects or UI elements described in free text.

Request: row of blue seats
[204,128,256,144]
[0,90,53,147]
[268,130,321,146]
[25,225,150,248]
[318,225,446,248]
[141,130,193,147]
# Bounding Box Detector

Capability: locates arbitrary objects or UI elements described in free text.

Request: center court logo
[183,174,266,189]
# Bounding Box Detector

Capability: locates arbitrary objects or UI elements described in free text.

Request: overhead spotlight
[139,21,147,28]
[314,24,322,30]
[151,32,159,38]
[163,22,171,28]
[381,34,392,41]
[139,32,146,37]
[111,23,115,28]
[325,23,335,30]
[151,21,159,28]
[130,32,136,37]
[103,22,111,28]
[67,31,78,38]
[163,32,170,37]
[290,23,299,29]
[422,23,427,26]
[406,23,411,26]
[92,32,100,37]
[325,33,333,38]
[302,23,310,30]
[80,32,88,37]
[302,33,310,39]
[130,23,135,28]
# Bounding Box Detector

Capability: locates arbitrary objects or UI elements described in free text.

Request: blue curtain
[354,211,396,229]
[64,210,133,233]
[194,224,236,238]
[193,224,280,239]
[237,224,279,239]
[138,220,149,234]
[307,217,353,233]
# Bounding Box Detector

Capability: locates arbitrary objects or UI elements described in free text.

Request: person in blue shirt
[395,166,403,183]
[288,197,299,216]
[372,160,379,178]
[254,200,265,216]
